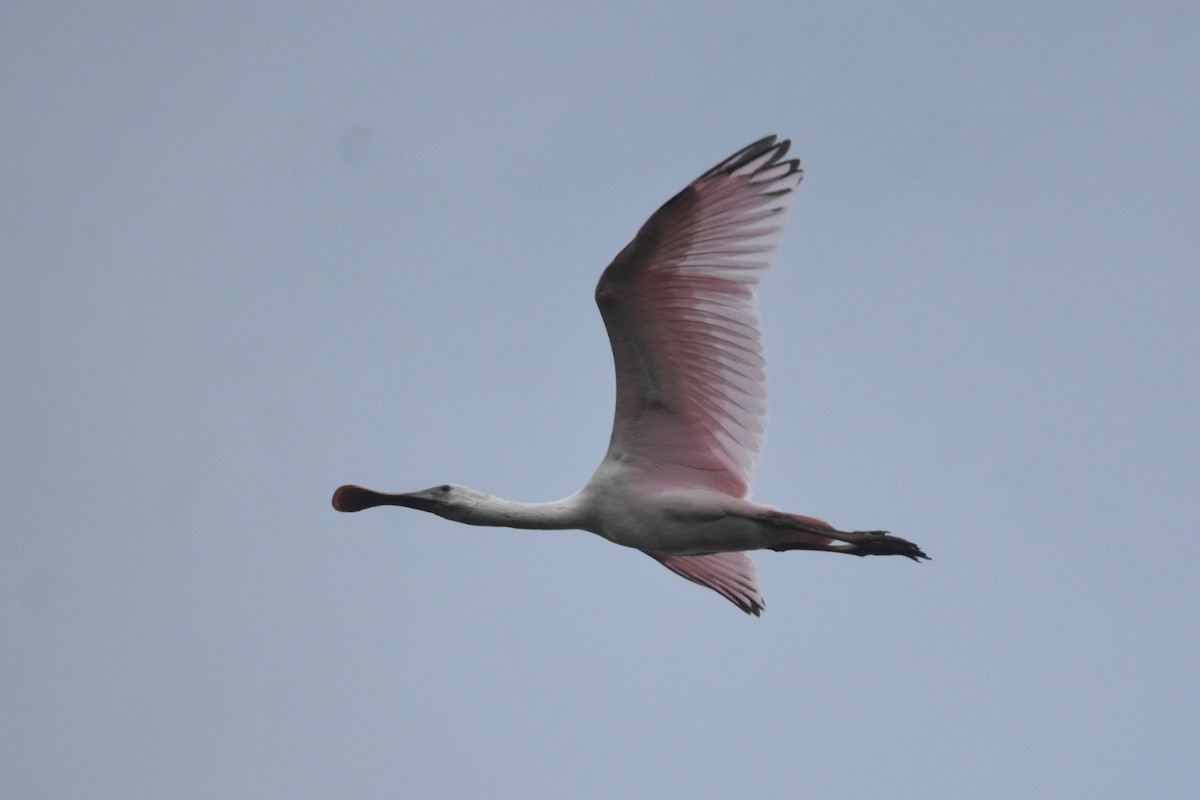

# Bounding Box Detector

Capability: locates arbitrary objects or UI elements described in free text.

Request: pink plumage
[596,136,801,499]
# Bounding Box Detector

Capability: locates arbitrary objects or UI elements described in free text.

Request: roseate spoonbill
[333,136,927,615]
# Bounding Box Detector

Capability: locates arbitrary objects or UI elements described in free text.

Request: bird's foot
[845,530,930,562]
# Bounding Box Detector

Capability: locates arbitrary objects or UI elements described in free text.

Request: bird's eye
[439,484,451,493]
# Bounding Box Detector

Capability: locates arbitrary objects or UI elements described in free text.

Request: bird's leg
[759,510,930,561]
[825,529,929,561]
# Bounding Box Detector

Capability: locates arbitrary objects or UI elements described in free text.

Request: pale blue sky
[3,2,1198,797]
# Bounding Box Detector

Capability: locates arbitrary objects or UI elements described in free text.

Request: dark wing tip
[701,134,797,180]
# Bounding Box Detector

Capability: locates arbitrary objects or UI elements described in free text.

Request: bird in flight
[333,136,928,615]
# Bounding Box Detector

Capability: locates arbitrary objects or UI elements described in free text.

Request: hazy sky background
[3,2,1198,797]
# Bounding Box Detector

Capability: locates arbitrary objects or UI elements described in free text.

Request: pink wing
[648,551,765,615]
[595,136,803,497]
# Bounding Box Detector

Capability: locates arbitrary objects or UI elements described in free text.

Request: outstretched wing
[647,551,765,616]
[595,136,803,498]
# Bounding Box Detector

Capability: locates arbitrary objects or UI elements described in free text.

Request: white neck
[444,490,590,531]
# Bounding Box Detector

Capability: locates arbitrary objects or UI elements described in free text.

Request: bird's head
[331,482,488,523]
